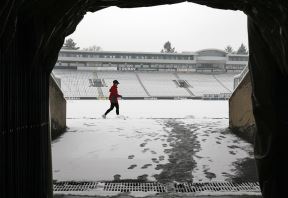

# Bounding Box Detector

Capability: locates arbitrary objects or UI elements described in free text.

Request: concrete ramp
[229,71,255,143]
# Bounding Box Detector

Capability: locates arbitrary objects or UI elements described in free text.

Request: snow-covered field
[52,100,257,183]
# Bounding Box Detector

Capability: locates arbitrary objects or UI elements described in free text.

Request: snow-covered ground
[52,100,257,183]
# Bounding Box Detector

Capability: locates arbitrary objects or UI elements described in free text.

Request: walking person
[102,80,122,118]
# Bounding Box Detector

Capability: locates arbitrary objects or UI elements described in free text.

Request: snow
[66,99,228,119]
[52,100,255,183]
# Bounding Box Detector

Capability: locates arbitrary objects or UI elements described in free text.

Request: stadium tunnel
[0,1,288,198]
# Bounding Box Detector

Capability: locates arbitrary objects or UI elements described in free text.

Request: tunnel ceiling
[1,0,288,73]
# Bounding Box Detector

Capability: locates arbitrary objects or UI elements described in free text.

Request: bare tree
[83,45,102,52]
[225,45,234,53]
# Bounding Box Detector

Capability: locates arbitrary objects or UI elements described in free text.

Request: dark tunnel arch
[1,1,288,198]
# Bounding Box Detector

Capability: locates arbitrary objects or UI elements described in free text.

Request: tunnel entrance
[1,1,288,198]
[51,3,258,196]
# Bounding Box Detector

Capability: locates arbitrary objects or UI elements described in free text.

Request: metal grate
[53,181,97,191]
[103,182,166,192]
[53,181,260,194]
[174,182,260,193]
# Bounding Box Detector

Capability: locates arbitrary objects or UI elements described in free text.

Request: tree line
[62,38,248,55]
[160,41,248,55]
[224,44,248,54]
[62,38,102,51]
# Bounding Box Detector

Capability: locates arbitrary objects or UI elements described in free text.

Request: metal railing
[203,93,232,100]
[51,71,61,88]
[233,65,249,90]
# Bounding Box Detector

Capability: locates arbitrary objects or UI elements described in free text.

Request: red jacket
[109,84,120,103]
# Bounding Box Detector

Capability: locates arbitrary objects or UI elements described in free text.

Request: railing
[135,72,151,97]
[233,65,249,90]
[203,93,232,100]
[51,71,61,89]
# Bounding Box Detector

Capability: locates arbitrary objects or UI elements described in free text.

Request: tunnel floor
[52,100,257,184]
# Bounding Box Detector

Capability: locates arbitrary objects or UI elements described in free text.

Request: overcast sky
[68,2,248,53]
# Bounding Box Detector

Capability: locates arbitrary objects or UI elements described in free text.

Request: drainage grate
[53,181,260,194]
[174,182,260,193]
[103,182,167,192]
[53,181,97,191]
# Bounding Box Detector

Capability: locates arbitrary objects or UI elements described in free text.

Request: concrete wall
[229,71,256,144]
[49,74,66,139]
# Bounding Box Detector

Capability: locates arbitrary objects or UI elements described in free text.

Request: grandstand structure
[53,49,248,100]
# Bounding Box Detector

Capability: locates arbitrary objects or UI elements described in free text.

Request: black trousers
[104,102,119,115]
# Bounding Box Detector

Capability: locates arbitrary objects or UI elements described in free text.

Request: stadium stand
[97,71,148,97]
[53,69,235,99]
[54,70,100,98]
[137,72,190,97]
[52,48,246,99]
[213,74,235,92]
[177,73,231,96]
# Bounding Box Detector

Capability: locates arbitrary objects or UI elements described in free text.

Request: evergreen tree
[237,43,248,54]
[63,38,79,50]
[161,41,176,53]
